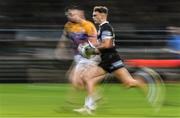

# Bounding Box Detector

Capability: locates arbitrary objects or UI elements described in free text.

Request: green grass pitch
[0,83,179,118]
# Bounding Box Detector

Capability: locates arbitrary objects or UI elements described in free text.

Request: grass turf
[0,83,179,117]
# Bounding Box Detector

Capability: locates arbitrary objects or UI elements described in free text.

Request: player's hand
[78,43,100,58]
[85,46,99,55]
[85,46,95,54]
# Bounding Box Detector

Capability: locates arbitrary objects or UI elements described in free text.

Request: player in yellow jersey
[55,5,105,114]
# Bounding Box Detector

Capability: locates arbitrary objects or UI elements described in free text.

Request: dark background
[0,0,179,83]
[0,0,180,28]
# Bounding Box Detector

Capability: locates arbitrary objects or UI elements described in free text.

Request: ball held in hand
[78,43,96,58]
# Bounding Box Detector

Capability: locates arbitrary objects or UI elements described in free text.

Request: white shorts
[74,54,101,65]
[70,55,101,81]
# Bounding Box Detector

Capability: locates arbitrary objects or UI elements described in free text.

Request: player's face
[65,9,81,23]
[92,11,102,24]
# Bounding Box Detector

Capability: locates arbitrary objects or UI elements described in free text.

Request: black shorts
[99,49,124,73]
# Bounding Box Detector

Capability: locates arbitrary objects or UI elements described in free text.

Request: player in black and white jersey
[92,6,142,86]
[74,6,165,115]
[74,6,148,115]
[97,19,124,72]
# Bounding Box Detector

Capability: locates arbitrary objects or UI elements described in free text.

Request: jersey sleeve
[101,25,114,40]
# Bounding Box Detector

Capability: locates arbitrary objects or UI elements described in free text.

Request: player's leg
[112,67,148,94]
[69,55,92,90]
[133,67,165,110]
[84,65,106,96]
[113,67,165,110]
[74,64,106,114]
[83,74,106,111]
[63,62,87,112]
[69,63,86,90]
[97,52,143,88]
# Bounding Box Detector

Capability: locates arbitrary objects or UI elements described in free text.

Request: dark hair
[93,6,108,14]
[65,5,84,12]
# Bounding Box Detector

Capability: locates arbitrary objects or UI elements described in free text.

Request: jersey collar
[99,21,109,27]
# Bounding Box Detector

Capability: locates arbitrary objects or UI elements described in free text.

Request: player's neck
[99,20,108,26]
[76,18,85,24]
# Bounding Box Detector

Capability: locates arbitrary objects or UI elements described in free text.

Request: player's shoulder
[101,22,113,30]
[64,22,72,28]
[82,20,95,27]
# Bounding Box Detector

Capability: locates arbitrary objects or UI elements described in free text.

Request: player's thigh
[69,64,85,85]
[83,65,106,82]
[113,67,135,84]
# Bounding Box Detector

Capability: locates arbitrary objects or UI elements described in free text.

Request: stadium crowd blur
[0,0,179,83]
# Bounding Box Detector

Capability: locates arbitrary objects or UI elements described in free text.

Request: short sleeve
[101,25,114,40]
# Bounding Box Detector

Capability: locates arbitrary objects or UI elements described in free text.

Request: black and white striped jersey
[97,21,115,46]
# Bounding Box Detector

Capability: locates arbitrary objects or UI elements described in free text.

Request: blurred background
[0,0,179,83]
[0,0,179,117]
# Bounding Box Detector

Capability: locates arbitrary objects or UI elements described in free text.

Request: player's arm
[96,26,114,49]
[56,30,69,48]
[89,29,114,54]
[85,38,113,54]
[96,38,113,49]
[54,30,71,59]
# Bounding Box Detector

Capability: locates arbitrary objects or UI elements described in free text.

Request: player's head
[92,6,108,24]
[65,5,85,23]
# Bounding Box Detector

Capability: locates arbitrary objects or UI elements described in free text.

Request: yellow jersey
[64,20,97,48]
